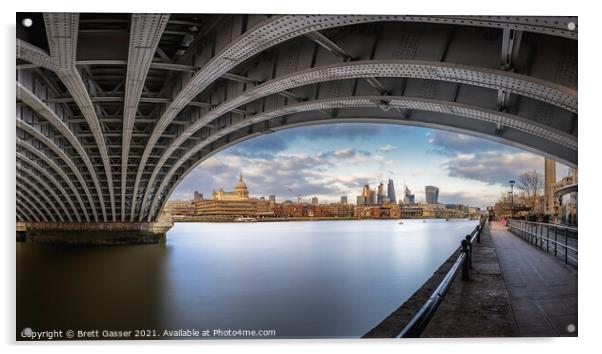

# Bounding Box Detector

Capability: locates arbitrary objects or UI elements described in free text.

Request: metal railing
[507,219,578,267]
[397,216,486,338]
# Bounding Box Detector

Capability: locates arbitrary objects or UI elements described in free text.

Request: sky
[170,123,570,209]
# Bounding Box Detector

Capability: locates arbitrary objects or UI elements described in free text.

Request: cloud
[171,152,345,201]
[427,130,510,156]
[230,133,290,158]
[378,144,398,153]
[442,151,544,186]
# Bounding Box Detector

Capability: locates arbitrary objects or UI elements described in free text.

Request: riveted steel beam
[122,13,170,221]
[16,204,32,223]
[17,176,64,222]
[16,187,49,222]
[16,121,96,221]
[16,163,73,222]
[15,39,58,71]
[44,13,113,221]
[16,81,104,222]
[16,198,39,223]
[17,148,85,222]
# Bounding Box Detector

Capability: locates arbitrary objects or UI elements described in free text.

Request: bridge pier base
[18,217,173,245]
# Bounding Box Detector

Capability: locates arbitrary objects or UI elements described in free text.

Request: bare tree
[493,192,512,217]
[516,170,543,212]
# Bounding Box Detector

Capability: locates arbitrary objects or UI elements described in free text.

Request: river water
[17,219,477,339]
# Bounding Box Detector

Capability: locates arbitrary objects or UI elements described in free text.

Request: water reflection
[17,219,476,338]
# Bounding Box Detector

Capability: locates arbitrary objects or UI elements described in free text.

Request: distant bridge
[16,14,577,241]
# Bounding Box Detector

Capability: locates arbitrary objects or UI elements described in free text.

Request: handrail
[507,218,578,267]
[397,216,486,338]
[507,219,578,233]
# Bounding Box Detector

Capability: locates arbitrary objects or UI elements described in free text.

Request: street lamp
[509,180,515,219]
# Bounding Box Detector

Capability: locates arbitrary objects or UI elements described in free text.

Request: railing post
[546,225,550,253]
[465,235,473,269]
[554,227,558,256]
[565,228,568,264]
[461,239,470,281]
[476,225,481,243]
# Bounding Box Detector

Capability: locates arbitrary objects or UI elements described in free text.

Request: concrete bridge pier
[17,213,173,245]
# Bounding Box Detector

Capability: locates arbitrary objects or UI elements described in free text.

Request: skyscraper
[403,185,415,204]
[387,179,396,203]
[377,182,385,205]
[362,184,370,199]
[425,186,439,204]
[193,191,203,201]
[311,197,318,205]
[269,195,276,203]
[357,196,366,205]
[368,190,376,205]
[341,196,348,205]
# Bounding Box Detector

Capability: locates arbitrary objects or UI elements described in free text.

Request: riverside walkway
[364,221,577,338]
[422,221,577,337]
[488,222,578,336]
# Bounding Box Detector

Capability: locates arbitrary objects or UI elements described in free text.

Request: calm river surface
[17,219,477,339]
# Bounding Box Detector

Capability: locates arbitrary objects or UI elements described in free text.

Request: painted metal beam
[17,176,64,222]
[122,13,170,221]
[16,163,72,222]
[15,39,58,71]
[44,13,114,221]
[16,121,96,221]
[17,140,88,221]
[16,81,104,222]
[16,204,32,223]
[16,187,49,222]
[16,198,40,223]
[17,60,198,72]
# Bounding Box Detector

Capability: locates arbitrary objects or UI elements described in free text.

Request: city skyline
[170,123,570,209]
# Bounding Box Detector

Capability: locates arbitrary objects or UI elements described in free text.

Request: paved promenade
[490,222,578,336]
[365,221,578,338]
[421,221,517,337]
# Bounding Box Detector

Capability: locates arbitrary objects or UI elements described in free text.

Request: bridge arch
[15,13,577,226]
[150,109,577,221]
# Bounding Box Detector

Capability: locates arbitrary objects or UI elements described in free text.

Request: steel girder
[16,198,40,223]
[16,81,104,221]
[16,163,72,222]
[43,13,113,221]
[16,187,49,222]
[16,176,64,222]
[121,14,170,221]
[17,119,98,222]
[17,137,94,222]
[17,152,80,221]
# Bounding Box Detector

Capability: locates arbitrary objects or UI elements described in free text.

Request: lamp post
[509,180,515,219]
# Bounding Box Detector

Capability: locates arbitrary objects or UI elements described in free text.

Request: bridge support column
[18,215,173,245]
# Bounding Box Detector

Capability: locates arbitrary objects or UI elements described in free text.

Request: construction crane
[286,185,302,204]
